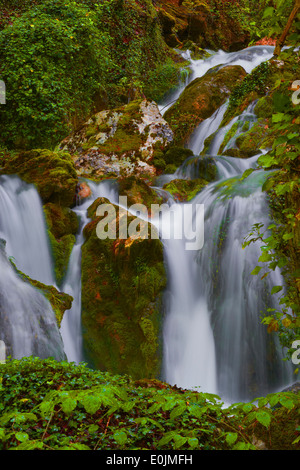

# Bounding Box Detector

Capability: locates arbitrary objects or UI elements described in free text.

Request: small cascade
[0,175,55,285]
[188,101,229,155]
[157,45,294,402]
[158,46,275,116]
[0,240,65,361]
[208,100,258,156]
[59,179,119,364]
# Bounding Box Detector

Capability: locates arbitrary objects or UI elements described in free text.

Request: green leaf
[173,434,187,448]
[263,6,275,18]
[158,431,176,447]
[242,403,253,413]
[113,430,127,446]
[15,440,44,450]
[255,410,271,428]
[258,252,272,263]
[271,285,283,295]
[88,424,99,434]
[272,113,286,123]
[15,432,29,443]
[283,233,294,241]
[188,404,208,419]
[170,403,186,420]
[39,401,55,417]
[61,397,77,415]
[188,437,199,449]
[80,394,102,414]
[279,396,295,410]
[257,154,275,168]
[251,266,262,275]
[225,432,238,446]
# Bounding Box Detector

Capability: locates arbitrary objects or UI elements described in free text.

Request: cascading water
[0,175,55,285]
[0,177,65,360]
[160,158,294,402]
[60,179,118,363]
[157,45,295,403]
[159,46,275,117]
[208,100,258,156]
[0,45,294,404]
[0,239,65,360]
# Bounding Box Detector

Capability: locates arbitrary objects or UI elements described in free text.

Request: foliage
[0,0,114,149]
[242,44,300,360]
[0,357,299,450]
[0,0,180,150]
[227,61,271,114]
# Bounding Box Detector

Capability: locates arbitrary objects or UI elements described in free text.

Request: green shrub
[0,0,113,149]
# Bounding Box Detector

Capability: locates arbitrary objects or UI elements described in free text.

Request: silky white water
[159,45,275,116]
[0,177,65,360]
[0,175,55,285]
[60,179,118,363]
[157,45,294,402]
[0,45,294,402]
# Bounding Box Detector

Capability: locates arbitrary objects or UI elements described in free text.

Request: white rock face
[59,100,173,178]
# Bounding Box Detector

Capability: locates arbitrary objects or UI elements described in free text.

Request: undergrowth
[0,358,299,450]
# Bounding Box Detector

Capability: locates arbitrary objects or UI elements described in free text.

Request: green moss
[218,121,239,154]
[0,149,78,207]
[43,202,79,286]
[81,200,167,379]
[97,128,143,156]
[47,231,76,287]
[118,175,164,209]
[254,95,274,119]
[43,203,79,239]
[163,146,194,167]
[235,120,274,155]
[164,65,246,146]
[10,261,72,327]
[163,178,208,201]
[164,164,177,174]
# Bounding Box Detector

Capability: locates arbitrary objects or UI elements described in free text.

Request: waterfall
[59,179,118,364]
[158,46,275,116]
[0,175,55,285]
[160,157,294,402]
[0,44,294,403]
[0,176,66,360]
[158,45,295,402]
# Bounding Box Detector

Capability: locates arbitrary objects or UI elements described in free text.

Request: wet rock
[59,100,174,180]
[163,178,208,202]
[164,65,247,146]
[81,198,167,379]
[0,149,78,207]
[156,0,250,51]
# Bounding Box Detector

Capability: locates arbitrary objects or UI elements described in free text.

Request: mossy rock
[163,178,208,201]
[163,146,194,167]
[0,149,78,207]
[118,175,164,209]
[234,120,275,156]
[164,65,247,146]
[81,199,167,379]
[10,260,73,328]
[178,155,217,181]
[60,99,174,180]
[43,203,79,240]
[43,202,79,286]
